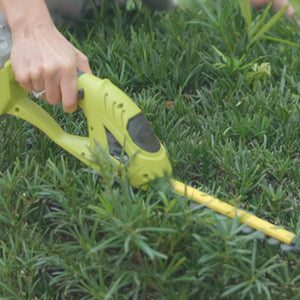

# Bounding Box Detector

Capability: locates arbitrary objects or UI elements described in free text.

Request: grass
[0,0,300,298]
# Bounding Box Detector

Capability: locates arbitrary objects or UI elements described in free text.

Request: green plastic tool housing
[0,61,172,187]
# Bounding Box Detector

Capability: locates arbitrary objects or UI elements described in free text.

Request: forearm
[0,0,91,113]
[0,0,53,34]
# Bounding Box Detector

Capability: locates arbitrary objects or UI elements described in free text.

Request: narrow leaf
[238,0,252,37]
[262,35,300,48]
[248,5,287,48]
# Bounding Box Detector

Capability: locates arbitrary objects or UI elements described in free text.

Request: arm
[0,0,92,112]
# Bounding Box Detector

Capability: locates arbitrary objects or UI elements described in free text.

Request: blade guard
[0,61,172,188]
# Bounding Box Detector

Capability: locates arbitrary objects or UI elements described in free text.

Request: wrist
[0,0,53,33]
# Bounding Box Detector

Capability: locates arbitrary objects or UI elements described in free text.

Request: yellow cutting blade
[172,179,296,245]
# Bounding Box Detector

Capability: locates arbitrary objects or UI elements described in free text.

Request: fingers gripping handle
[0,61,27,115]
[0,62,172,187]
[0,62,91,165]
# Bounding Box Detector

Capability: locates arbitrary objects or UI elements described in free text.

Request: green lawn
[0,0,300,299]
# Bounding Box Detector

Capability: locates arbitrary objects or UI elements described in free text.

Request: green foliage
[1,0,300,298]
[238,0,288,49]
[290,0,300,16]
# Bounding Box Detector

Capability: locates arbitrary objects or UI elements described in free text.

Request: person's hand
[11,23,91,113]
[0,0,92,113]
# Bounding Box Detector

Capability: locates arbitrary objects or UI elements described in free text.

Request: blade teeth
[268,237,280,246]
[242,225,254,235]
[280,243,300,252]
[242,227,279,244]
[241,228,300,251]
[254,231,266,240]
[188,204,298,251]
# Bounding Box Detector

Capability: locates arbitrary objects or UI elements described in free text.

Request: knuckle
[14,71,28,85]
[80,54,89,64]
[28,66,43,81]
[62,57,75,70]
[47,62,74,79]
[44,65,58,79]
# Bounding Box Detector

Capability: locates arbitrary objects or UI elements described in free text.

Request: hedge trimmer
[0,61,299,252]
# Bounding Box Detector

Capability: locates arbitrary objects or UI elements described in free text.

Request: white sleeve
[0,10,8,25]
[0,23,12,68]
